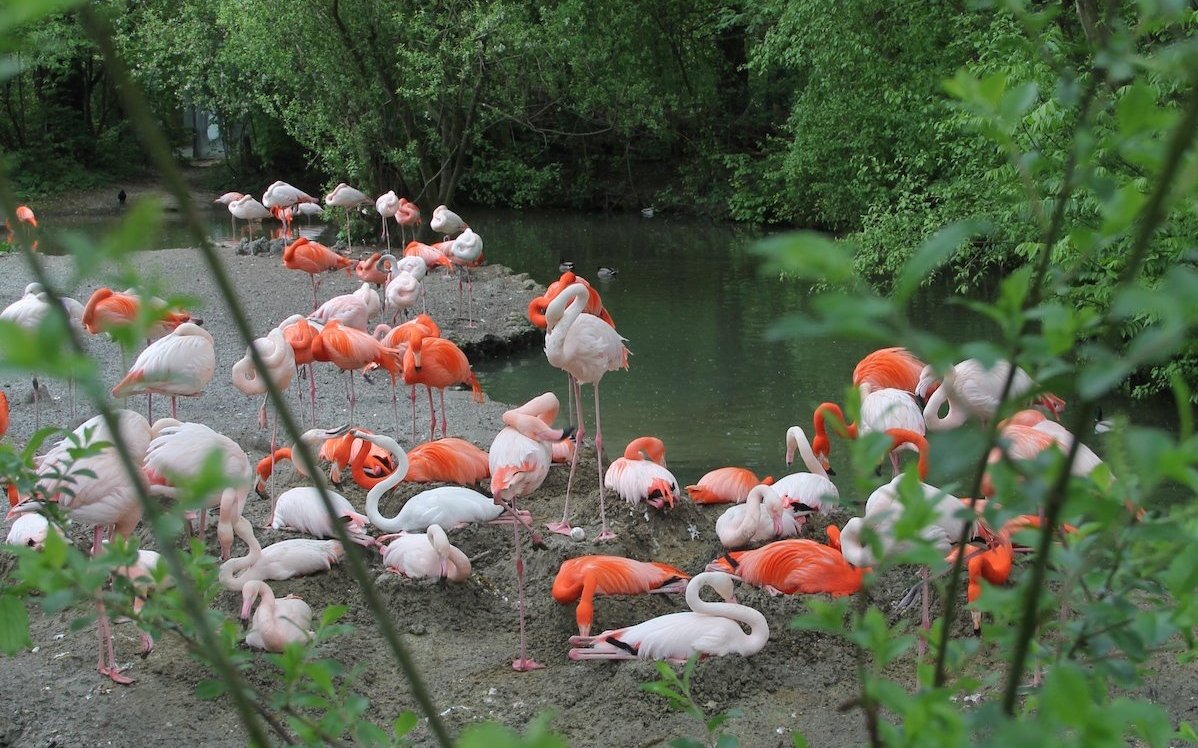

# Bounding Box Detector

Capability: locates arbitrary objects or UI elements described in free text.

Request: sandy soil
[1,183,1195,747]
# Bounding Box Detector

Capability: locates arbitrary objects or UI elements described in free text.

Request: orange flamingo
[552,556,690,636]
[396,198,421,244]
[811,402,859,473]
[82,287,194,341]
[4,205,38,250]
[706,537,866,596]
[312,320,403,422]
[401,329,484,440]
[405,438,490,485]
[603,436,680,510]
[355,251,391,288]
[853,347,926,395]
[281,314,320,424]
[403,240,453,271]
[527,271,615,330]
[283,237,353,309]
[685,467,774,505]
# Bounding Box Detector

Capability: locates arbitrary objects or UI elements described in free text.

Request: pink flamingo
[283,236,354,310]
[715,484,802,549]
[919,359,1066,430]
[568,572,768,662]
[227,195,272,239]
[263,181,317,239]
[859,387,926,475]
[396,198,421,244]
[603,436,680,510]
[1,282,85,426]
[450,228,484,327]
[430,204,466,238]
[143,420,256,560]
[375,190,400,250]
[269,486,372,545]
[214,191,245,234]
[219,533,344,592]
[7,410,152,683]
[774,426,839,514]
[309,290,371,332]
[325,182,370,249]
[686,467,774,505]
[544,282,630,540]
[490,392,570,671]
[240,580,314,651]
[377,524,470,581]
[280,315,321,425]
[311,319,403,423]
[111,323,215,420]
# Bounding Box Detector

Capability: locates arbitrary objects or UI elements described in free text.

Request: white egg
[569,526,585,541]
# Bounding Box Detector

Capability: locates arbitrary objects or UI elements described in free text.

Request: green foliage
[641,655,743,747]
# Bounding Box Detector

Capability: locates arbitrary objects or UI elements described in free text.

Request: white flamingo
[240,580,313,652]
[773,425,839,514]
[378,524,471,581]
[715,484,802,549]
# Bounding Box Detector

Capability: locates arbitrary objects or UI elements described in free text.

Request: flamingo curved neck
[362,434,411,532]
[220,531,265,590]
[786,427,828,478]
[838,519,875,567]
[686,584,768,650]
[545,284,588,333]
[735,487,767,544]
[923,371,967,431]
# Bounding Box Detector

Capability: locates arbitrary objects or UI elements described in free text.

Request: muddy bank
[0,231,1195,748]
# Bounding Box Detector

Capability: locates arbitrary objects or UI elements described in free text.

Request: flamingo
[404,438,490,485]
[396,198,421,245]
[311,319,403,422]
[255,426,390,497]
[263,181,317,238]
[603,436,680,510]
[403,240,453,272]
[283,236,354,310]
[143,420,255,560]
[552,556,690,636]
[1,282,86,426]
[113,548,171,655]
[4,204,38,249]
[269,486,372,545]
[219,533,344,592]
[980,423,1110,497]
[230,326,296,431]
[7,410,152,683]
[353,430,530,533]
[325,182,370,249]
[853,347,926,394]
[6,511,64,550]
[352,282,383,322]
[859,388,926,475]
[82,286,194,341]
[706,537,866,597]
[490,392,571,671]
[918,359,1066,431]
[385,270,422,324]
[773,426,839,514]
[294,202,324,224]
[567,572,769,662]
[401,329,484,441]
[375,190,400,250]
[544,282,630,540]
[280,314,321,424]
[378,524,470,581]
[240,580,314,652]
[715,484,803,549]
[685,467,774,505]
[213,192,245,233]
[356,251,391,290]
[227,195,272,239]
[430,204,466,238]
[810,402,859,473]
[309,290,371,331]
[111,323,215,420]
[450,228,484,327]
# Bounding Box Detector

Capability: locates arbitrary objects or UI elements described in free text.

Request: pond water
[43,207,1186,503]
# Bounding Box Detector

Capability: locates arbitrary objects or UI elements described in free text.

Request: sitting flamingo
[568,572,769,662]
[269,486,372,546]
[552,555,689,636]
[686,467,774,505]
[715,484,803,549]
[706,536,865,596]
[378,524,470,581]
[603,436,679,510]
[241,580,313,652]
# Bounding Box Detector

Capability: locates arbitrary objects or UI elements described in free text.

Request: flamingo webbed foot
[512,658,544,672]
[100,665,134,685]
[595,529,617,542]
[545,521,573,536]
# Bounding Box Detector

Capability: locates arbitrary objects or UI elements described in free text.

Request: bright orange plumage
[552,555,689,636]
[81,287,192,338]
[528,271,615,330]
[685,467,773,505]
[313,320,403,376]
[406,438,490,484]
[402,332,483,403]
[811,402,858,469]
[853,347,926,394]
[709,538,866,596]
[283,237,352,275]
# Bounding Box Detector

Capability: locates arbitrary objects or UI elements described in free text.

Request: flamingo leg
[919,565,930,657]
[348,370,357,423]
[310,274,319,311]
[547,376,585,536]
[426,385,436,442]
[32,375,40,431]
[508,497,543,672]
[409,384,418,442]
[308,362,317,425]
[439,389,448,438]
[93,526,133,684]
[593,383,615,542]
[146,392,153,423]
[171,396,178,420]
[464,267,476,329]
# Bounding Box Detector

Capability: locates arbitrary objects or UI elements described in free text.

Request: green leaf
[195,679,226,700]
[0,596,31,654]
[393,710,419,737]
[753,231,855,284]
[894,221,983,303]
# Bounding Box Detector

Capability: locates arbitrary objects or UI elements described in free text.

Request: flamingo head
[705,553,739,575]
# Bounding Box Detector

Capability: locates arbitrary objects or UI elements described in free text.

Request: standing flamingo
[356,251,391,291]
[263,181,317,239]
[325,183,370,249]
[450,228,484,328]
[311,319,403,422]
[401,328,484,440]
[227,195,272,239]
[81,287,193,341]
[490,392,571,671]
[859,387,926,475]
[280,315,321,425]
[214,192,246,234]
[810,402,859,474]
[111,323,215,420]
[853,347,926,394]
[430,204,466,238]
[309,290,371,332]
[552,556,690,636]
[4,204,38,250]
[918,359,1066,430]
[230,327,296,430]
[143,420,255,560]
[375,190,400,250]
[396,198,421,245]
[7,410,152,683]
[568,572,769,662]
[240,580,314,651]
[283,236,354,310]
[1,282,86,426]
[544,283,630,540]
[603,436,680,510]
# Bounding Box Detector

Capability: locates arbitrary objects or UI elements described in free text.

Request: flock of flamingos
[0,183,1114,688]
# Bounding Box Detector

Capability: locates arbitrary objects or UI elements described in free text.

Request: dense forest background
[2,1,1195,396]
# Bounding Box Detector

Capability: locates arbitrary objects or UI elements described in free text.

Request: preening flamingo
[230,326,296,432]
[401,328,484,441]
[214,192,245,233]
[396,198,421,244]
[403,240,453,272]
[82,286,193,341]
[309,290,371,332]
[552,556,690,636]
[311,319,403,422]
[7,410,152,683]
[685,467,774,505]
[263,181,317,238]
[859,388,925,475]
[241,580,314,652]
[490,392,571,671]
[378,524,470,581]
[269,486,372,545]
[325,182,370,249]
[143,420,255,560]
[918,359,1065,430]
[810,402,859,473]
[527,271,615,330]
[567,572,769,662]
[980,422,1110,497]
[5,204,38,249]
[111,323,215,420]
[715,484,802,549]
[774,426,839,514]
[375,190,400,250]
[356,251,391,289]
[219,533,344,592]
[544,282,630,540]
[283,236,354,310]
[280,314,320,423]
[1,282,86,426]
[706,537,866,596]
[603,436,680,510]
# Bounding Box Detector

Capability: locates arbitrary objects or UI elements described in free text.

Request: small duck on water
[597,266,618,279]
[559,259,575,273]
